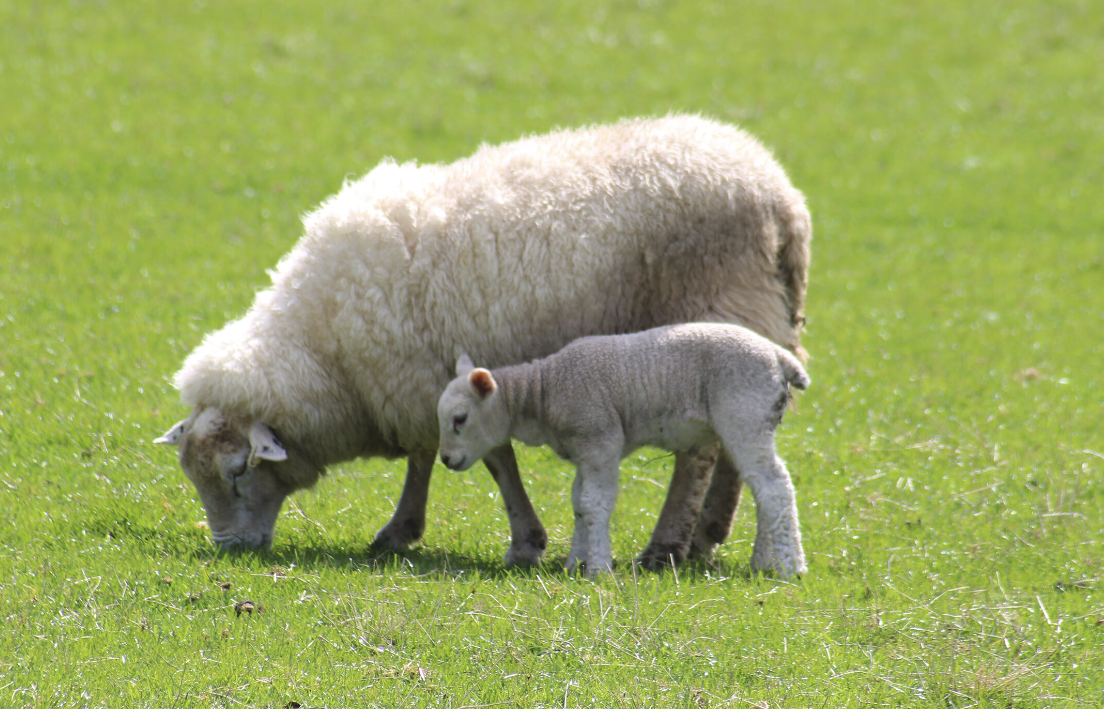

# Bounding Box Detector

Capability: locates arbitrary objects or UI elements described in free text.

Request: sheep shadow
[203,540,763,584]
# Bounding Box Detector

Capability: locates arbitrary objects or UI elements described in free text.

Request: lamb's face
[437,364,509,472]
[156,407,293,549]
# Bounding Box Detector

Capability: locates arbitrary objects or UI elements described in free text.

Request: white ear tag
[154,419,189,446]
[247,422,288,467]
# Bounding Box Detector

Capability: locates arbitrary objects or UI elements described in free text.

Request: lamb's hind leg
[482,443,548,566]
[688,451,743,561]
[373,449,436,550]
[721,432,805,578]
[637,446,718,569]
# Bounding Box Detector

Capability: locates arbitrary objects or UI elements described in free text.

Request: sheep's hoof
[636,543,687,571]
[504,543,545,567]
[687,538,718,562]
[372,517,424,551]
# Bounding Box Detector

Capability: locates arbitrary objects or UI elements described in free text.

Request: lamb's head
[155,407,296,550]
[437,356,510,472]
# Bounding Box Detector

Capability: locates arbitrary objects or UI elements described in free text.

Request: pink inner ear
[470,369,496,399]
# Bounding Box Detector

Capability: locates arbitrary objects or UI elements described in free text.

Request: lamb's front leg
[483,443,548,566]
[566,472,589,573]
[568,444,623,576]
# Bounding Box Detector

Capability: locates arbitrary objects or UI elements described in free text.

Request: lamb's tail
[777,347,810,391]
[774,194,812,362]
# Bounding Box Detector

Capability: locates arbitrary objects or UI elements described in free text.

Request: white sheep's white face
[437,356,511,472]
[155,407,292,550]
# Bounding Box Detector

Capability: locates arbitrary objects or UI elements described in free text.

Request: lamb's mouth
[440,453,466,470]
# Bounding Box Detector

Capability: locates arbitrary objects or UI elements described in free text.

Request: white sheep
[155,115,811,565]
[437,323,809,577]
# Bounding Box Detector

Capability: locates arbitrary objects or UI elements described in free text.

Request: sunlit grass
[1,0,1101,706]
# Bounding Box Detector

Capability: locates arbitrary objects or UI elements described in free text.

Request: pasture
[1,0,1101,706]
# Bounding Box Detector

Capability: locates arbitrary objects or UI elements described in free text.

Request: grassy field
[2,0,1102,706]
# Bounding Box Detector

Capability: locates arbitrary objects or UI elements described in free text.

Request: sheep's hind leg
[688,451,743,561]
[637,446,718,570]
[373,449,436,550]
[483,443,548,566]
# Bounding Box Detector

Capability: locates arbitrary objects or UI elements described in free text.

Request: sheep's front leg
[373,449,436,550]
[482,443,548,566]
[637,446,719,569]
[568,445,622,576]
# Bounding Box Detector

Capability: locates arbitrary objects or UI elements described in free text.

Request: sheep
[155,115,811,565]
[437,322,810,577]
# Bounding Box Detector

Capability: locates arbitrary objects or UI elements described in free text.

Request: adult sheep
[155,114,811,567]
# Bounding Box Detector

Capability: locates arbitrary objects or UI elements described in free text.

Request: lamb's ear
[469,368,497,400]
[248,422,288,467]
[455,354,475,377]
[154,419,189,446]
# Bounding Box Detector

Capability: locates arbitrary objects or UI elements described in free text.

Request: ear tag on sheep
[154,419,189,446]
[247,422,288,467]
[455,354,475,377]
[469,368,497,400]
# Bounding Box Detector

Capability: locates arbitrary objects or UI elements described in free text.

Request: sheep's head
[155,407,295,550]
[437,356,510,472]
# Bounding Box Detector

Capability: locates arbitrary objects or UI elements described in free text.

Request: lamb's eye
[452,413,467,431]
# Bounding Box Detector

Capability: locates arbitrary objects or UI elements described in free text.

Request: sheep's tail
[776,347,810,391]
[774,195,812,362]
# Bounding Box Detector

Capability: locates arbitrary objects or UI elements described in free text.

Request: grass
[1,0,1102,706]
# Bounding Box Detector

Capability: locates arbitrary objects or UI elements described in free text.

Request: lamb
[437,323,810,577]
[154,115,812,566]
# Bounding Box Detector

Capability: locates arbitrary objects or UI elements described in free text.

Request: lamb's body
[159,116,811,563]
[438,323,809,576]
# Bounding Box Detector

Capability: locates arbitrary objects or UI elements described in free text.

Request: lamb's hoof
[750,554,806,580]
[636,543,687,571]
[372,518,423,551]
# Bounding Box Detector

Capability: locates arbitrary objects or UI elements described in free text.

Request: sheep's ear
[154,419,189,446]
[455,354,475,376]
[248,422,287,467]
[469,368,497,400]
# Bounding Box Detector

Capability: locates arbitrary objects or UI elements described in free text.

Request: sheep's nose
[440,454,452,468]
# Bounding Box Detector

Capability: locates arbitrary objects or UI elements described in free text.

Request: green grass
[2,0,1102,706]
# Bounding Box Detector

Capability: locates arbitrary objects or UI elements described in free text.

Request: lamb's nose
[440,454,451,468]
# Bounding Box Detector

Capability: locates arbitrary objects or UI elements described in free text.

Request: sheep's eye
[230,463,249,498]
[452,413,467,431]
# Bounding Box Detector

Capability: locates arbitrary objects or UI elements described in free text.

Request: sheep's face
[156,407,293,550]
[437,357,510,472]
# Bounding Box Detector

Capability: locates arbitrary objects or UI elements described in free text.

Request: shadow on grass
[79,510,774,584]
[209,541,767,585]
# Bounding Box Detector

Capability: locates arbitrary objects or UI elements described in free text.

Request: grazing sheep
[437,323,809,577]
[155,115,811,564]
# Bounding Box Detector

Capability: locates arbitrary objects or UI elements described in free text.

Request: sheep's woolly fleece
[174,115,811,461]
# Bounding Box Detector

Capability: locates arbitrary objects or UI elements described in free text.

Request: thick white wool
[174,115,810,463]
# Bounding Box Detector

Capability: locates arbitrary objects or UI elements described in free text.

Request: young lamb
[156,115,811,566]
[437,322,810,577]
